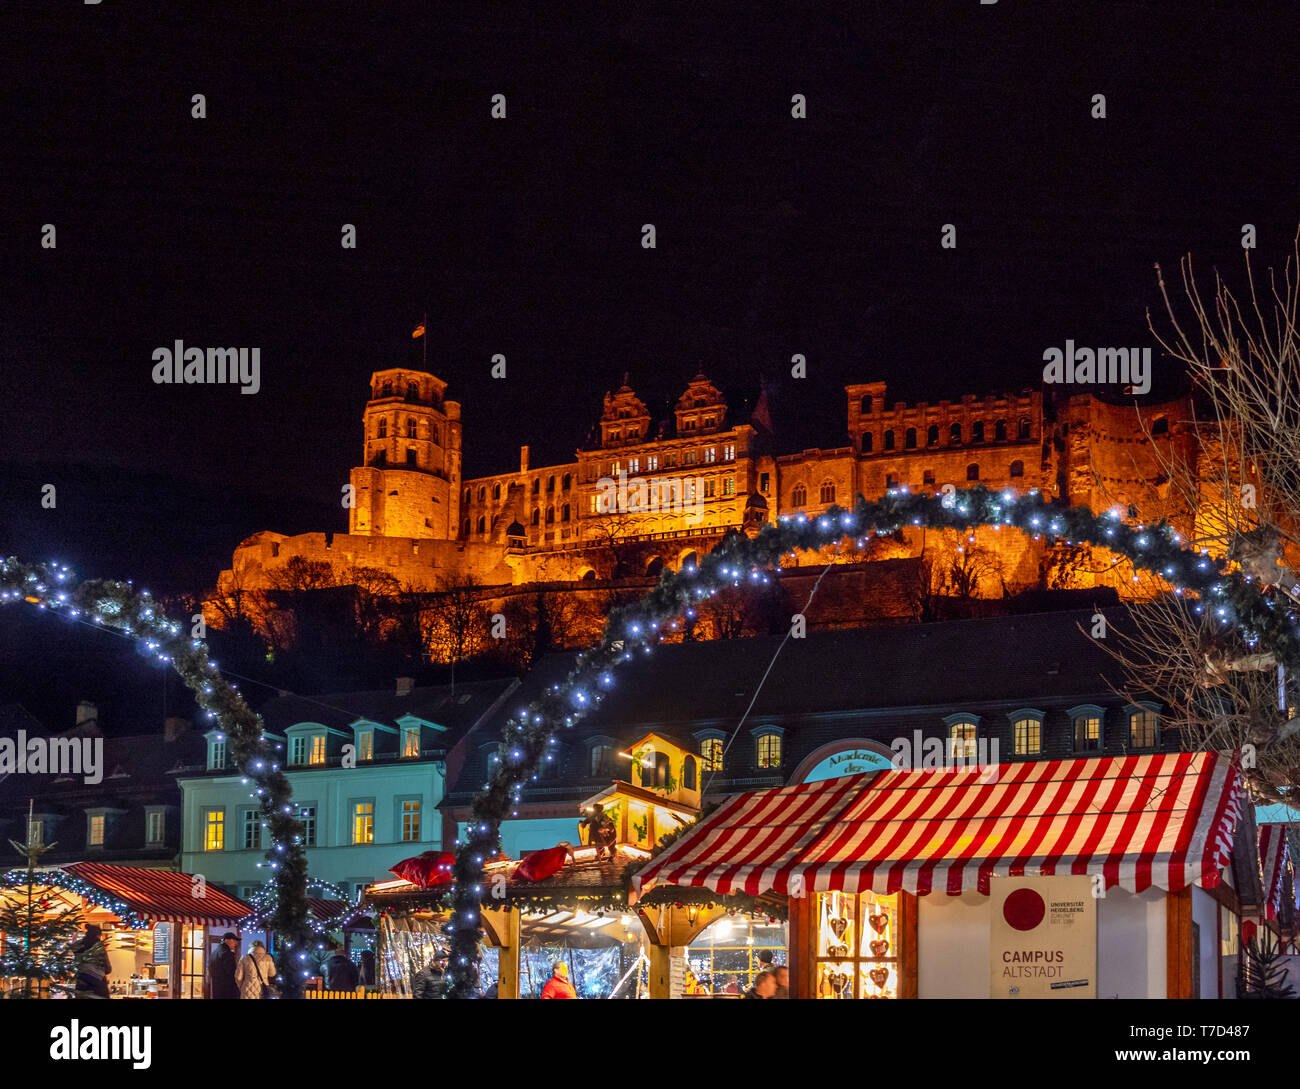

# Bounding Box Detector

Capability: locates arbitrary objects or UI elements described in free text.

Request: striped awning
[634,751,1244,899]
[1258,823,1292,920]
[61,863,249,927]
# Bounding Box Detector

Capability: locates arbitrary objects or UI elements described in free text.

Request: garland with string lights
[0,559,315,996]
[241,878,370,936]
[444,485,1300,997]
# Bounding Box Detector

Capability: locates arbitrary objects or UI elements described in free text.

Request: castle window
[430,424,440,445]
[665,452,678,468]
[1152,416,1168,436]
[562,503,571,522]
[995,420,1007,442]
[1009,710,1044,757]
[883,429,895,451]
[476,516,486,533]
[683,450,697,466]
[905,428,917,449]
[683,418,696,432]
[1018,418,1031,440]
[628,457,639,474]
[478,487,486,502]
[860,395,873,414]
[532,509,540,526]
[462,519,471,536]
[532,478,540,495]
[723,444,735,461]
[382,381,393,397]
[562,473,572,489]
[927,425,939,447]
[923,470,935,486]
[792,483,807,507]
[647,456,658,471]
[861,432,873,453]
[950,422,961,443]
[492,483,501,501]
[704,416,715,429]
[377,418,387,439]
[590,744,614,778]
[548,476,556,492]
[406,382,418,401]
[886,473,898,488]
[966,463,979,481]
[972,420,985,442]
[724,476,735,496]
[463,488,470,505]
[628,426,638,438]
[610,429,621,441]
[406,417,418,438]
[1010,460,1024,478]
[704,447,717,464]
[704,479,716,498]
[406,447,417,466]
[760,472,769,493]
[546,507,555,524]
[819,481,835,504]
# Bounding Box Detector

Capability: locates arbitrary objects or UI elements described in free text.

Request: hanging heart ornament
[870,939,889,957]
[829,916,848,941]
[868,967,890,989]
[868,913,888,934]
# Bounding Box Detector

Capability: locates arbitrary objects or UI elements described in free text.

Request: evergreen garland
[443,487,1300,997]
[0,559,315,996]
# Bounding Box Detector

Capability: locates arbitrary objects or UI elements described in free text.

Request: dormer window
[289,732,327,767]
[1127,703,1161,750]
[1008,709,1044,757]
[700,737,723,773]
[208,737,228,771]
[356,729,374,762]
[754,728,784,769]
[401,725,421,759]
[145,808,167,847]
[1069,705,1105,753]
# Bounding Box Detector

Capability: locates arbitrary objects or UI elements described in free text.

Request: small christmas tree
[0,803,87,998]
[1236,929,1296,1000]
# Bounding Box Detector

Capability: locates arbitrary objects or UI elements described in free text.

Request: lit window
[309,735,326,766]
[724,476,735,496]
[203,809,224,852]
[704,478,716,498]
[757,732,782,769]
[723,444,736,461]
[705,447,717,464]
[1071,708,1103,753]
[1012,715,1042,756]
[352,802,374,845]
[402,726,420,758]
[948,721,978,762]
[357,730,374,762]
[87,814,105,847]
[628,457,640,474]
[1129,707,1160,749]
[701,738,723,772]
[401,800,421,842]
[647,456,658,471]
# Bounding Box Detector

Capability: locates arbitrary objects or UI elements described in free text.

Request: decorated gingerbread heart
[868,913,888,934]
[829,916,848,941]
[868,967,889,989]
[870,939,889,957]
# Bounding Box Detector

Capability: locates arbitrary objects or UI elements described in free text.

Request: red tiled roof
[62,862,249,926]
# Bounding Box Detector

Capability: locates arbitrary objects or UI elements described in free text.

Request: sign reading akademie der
[990,876,1096,999]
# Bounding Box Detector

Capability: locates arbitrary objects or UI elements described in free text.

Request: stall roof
[1258,823,1294,921]
[60,862,249,927]
[634,750,1245,899]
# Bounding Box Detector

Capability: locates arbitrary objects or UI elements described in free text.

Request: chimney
[519,445,530,475]
[75,701,97,728]
[395,677,415,697]
[164,716,191,742]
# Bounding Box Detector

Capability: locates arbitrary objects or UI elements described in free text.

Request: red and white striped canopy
[1257,823,1292,920]
[62,862,249,927]
[634,751,1243,899]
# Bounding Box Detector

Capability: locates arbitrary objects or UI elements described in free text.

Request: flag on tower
[411,323,426,339]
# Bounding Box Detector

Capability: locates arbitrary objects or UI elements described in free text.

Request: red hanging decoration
[514,844,572,883]
[389,851,456,888]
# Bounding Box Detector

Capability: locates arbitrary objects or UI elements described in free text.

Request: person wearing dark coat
[209,933,241,1000]
[410,955,446,999]
[323,944,360,991]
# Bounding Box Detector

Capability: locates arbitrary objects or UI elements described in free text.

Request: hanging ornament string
[444,486,1300,997]
[0,559,314,994]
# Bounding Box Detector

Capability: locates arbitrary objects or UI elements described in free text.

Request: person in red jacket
[540,961,577,999]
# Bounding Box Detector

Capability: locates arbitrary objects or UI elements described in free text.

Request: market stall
[1,862,249,998]
[634,750,1252,999]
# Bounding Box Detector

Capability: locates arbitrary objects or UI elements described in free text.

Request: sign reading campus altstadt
[990,876,1096,999]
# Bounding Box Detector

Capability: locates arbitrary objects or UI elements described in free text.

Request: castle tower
[349,368,462,539]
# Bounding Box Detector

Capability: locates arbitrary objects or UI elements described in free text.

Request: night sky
[0,2,1296,722]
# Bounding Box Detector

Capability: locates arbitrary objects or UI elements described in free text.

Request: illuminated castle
[216,365,1198,602]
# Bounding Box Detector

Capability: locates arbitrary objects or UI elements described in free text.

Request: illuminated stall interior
[1,862,248,998]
